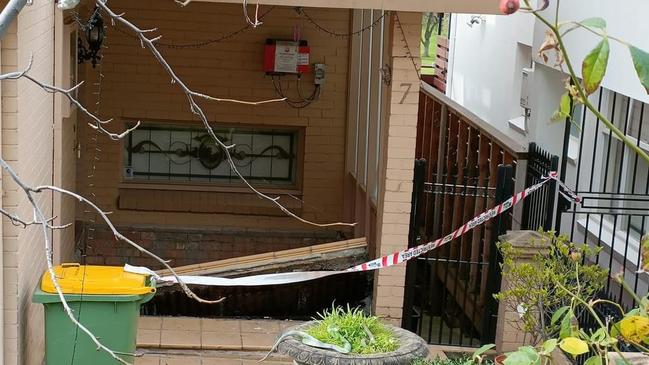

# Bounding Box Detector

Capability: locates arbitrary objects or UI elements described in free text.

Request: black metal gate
[521,142,559,232]
[402,161,514,346]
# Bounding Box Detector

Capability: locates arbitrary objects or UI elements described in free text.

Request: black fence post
[481,164,514,343]
[521,142,560,232]
[402,159,427,331]
[545,155,560,232]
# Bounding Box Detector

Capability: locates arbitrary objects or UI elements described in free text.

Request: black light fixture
[78,8,104,68]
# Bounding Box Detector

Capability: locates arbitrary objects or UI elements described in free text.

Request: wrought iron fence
[555,88,649,364]
[402,83,525,347]
[521,142,559,232]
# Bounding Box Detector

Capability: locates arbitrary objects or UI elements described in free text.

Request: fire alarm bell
[264,39,310,75]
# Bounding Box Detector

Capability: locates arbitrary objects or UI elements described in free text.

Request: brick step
[136,348,293,365]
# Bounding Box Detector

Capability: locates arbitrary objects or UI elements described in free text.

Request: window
[598,91,648,236]
[570,103,584,138]
[124,123,301,188]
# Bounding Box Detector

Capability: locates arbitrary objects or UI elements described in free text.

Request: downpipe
[0,0,28,39]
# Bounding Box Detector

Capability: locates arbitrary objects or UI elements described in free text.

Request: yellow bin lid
[41,264,155,295]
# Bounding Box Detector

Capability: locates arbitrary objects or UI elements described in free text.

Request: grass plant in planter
[266,306,428,364]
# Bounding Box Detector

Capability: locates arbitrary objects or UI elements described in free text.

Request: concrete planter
[276,322,429,365]
[609,352,649,364]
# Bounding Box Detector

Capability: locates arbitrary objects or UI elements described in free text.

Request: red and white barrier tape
[126,172,579,287]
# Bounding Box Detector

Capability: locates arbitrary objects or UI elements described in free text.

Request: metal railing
[555,88,648,364]
[402,84,527,346]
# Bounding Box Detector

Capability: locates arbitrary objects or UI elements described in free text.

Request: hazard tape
[125,173,578,287]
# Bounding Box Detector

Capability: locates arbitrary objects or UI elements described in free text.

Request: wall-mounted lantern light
[78,9,104,68]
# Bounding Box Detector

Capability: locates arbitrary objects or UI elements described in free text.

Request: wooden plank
[459,126,480,263]
[416,91,427,158]
[441,113,459,238]
[469,134,491,291]
[424,98,442,236]
[450,119,469,259]
[437,37,449,48]
[436,47,449,59]
[431,78,446,93]
[436,264,483,334]
[193,0,503,14]
[420,83,527,158]
[157,237,367,276]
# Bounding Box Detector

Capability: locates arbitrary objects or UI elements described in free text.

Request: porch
[66,0,424,325]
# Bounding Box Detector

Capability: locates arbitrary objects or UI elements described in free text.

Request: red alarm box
[264,39,310,75]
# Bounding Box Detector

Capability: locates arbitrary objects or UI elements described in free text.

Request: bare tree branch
[175,0,263,27]
[33,184,226,305]
[0,155,227,364]
[0,56,139,140]
[0,208,70,229]
[0,158,134,365]
[0,2,356,363]
[96,0,356,228]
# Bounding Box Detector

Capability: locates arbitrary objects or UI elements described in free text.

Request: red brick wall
[78,223,341,269]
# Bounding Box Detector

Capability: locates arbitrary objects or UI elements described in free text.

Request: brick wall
[75,1,351,237]
[80,223,339,269]
[2,16,20,365]
[372,12,421,326]
[1,1,56,364]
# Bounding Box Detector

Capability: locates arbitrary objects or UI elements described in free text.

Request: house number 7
[399,83,412,104]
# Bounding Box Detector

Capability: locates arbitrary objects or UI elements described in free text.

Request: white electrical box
[520,67,533,109]
[314,63,325,85]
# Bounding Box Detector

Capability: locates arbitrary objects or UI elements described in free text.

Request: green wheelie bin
[33,264,156,365]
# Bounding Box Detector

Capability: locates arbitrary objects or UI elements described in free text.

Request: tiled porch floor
[136,316,297,364]
[134,350,292,365]
[135,316,448,364]
[137,316,300,350]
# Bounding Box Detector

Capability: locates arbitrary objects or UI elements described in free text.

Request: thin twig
[33,184,226,305]
[0,56,139,140]
[95,0,356,228]
[0,209,69,229]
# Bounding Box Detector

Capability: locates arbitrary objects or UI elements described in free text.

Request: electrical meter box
[264,39,310,75]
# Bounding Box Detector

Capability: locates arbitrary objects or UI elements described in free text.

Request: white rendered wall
[533,0,649,104]
[447,12,534,145]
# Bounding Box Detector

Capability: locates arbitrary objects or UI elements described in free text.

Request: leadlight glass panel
[124,124,298,186]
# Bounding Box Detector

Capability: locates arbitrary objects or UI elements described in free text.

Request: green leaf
[542,339,558,354]
[591,328,607,343]
[552,306,571,325]
[584,356,603,365]
[630,46,649,94]
[579,17,607,29]
[560,309,574,339]
[473,344,496,359]
[504,347,539,365]
[582,38,610,95]
[553,93,572,121]
[610,321,621,338]
[559,337,590,356]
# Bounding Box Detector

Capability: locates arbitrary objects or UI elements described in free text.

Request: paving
[135,316,448,364]
[136,316,296,364]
